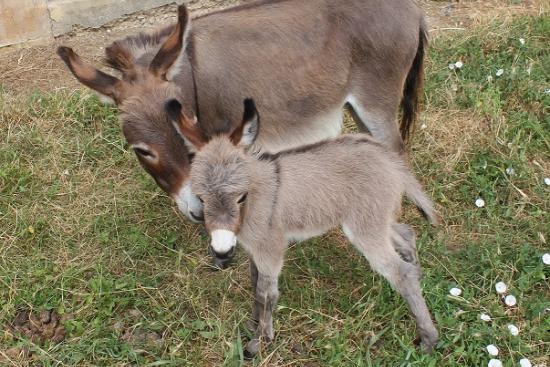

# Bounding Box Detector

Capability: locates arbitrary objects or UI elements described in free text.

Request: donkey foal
[167,99,440,357]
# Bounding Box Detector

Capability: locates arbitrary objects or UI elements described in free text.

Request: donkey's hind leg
[347,87,404,154]
[342,222,438,352]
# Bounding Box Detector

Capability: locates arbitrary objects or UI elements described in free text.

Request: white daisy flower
[449,63,456,70]
[544,177,550,186]
[542,253,550,265]
[504,294,517,307]
[487,75,493,82]
[519,38,525,45]
[455,61,464,69]
[449,287,462,297]
[486,344,499,356]
[475,198,485,208]
[519,358,532,367]
[505,167,515,176]
[495,281,507,294]
[488,359,503,367]
[480,313,492,322]
[496,69,504,77]
[507,324,519,336]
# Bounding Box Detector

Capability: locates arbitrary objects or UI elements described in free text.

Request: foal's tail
[404,173,439,226]
[400,19,428,142]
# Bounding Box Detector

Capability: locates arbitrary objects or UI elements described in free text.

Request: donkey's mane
[105,0,293,70]
[105,25,174,70]
[193,0,293,20]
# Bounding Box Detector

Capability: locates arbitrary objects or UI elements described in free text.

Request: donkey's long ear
[57,46,124,103]
[149,5,190,80]
[165,99,206,151]
[230,99,260,147]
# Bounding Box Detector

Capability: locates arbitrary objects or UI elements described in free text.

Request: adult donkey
[57,0,427,223]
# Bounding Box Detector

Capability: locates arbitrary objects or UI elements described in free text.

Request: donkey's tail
[400,19,428,142]
[404,173,439,226]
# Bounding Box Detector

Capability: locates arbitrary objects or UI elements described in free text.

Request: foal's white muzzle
[210,229,237,256]
[174,181,204,223]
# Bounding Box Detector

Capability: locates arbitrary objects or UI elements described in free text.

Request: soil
[0,0,544,95]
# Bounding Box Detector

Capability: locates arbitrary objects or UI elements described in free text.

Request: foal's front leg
[247,259,260,331]
[245,270,280,358]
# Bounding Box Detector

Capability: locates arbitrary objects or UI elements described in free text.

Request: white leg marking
[211,229,237,254]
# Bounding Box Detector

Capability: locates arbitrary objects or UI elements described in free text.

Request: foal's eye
[237,193,248,204]
[187,153,196,161]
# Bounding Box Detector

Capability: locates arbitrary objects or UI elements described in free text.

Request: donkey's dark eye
[187,153,196,161]
[134,147,153,158]
[237,193,248,204]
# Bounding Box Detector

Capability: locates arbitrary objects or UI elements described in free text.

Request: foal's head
[57,5,204,222]
[166,99,260,261]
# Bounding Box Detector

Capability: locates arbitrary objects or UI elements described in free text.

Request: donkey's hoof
[244,339,260,359]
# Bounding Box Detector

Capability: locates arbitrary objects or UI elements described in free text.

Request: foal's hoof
[419,330,439,354]
[244,339,260,359]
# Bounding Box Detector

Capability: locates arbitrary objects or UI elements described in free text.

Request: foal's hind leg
[391,223,420,268]
[343,222,438,352]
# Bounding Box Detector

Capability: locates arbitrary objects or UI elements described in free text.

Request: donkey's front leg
[244,271,280,358]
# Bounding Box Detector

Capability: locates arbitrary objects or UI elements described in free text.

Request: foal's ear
[57,46,125,104]
[149,5,191,80]
[165,99,206,151]
[230,99,260,148]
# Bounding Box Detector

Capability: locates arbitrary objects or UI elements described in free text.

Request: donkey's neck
[168,36,199,117]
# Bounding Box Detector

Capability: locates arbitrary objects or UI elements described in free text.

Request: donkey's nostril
[189,211,204,222]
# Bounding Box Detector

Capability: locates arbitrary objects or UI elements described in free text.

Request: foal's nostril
[209,245,236,270]
[189,211,204,222]
[211,245,236,260]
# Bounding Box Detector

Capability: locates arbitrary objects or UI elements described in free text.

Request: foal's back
[267,135,407,229]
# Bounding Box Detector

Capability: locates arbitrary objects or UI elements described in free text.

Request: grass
[1,13,549,367]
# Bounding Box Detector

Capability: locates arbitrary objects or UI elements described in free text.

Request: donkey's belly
[256,108,343,153]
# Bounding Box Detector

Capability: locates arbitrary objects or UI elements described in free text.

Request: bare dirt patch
[0,0,545,95]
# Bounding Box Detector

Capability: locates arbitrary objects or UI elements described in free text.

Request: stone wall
[0,0,175,47]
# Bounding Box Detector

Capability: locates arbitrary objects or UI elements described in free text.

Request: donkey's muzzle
[209,245,236,269]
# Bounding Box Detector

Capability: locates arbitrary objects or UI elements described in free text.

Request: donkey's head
[166,98,259,264]
[57,5,204,221]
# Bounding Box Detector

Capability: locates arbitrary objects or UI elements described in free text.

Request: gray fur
[190,132,439,356]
